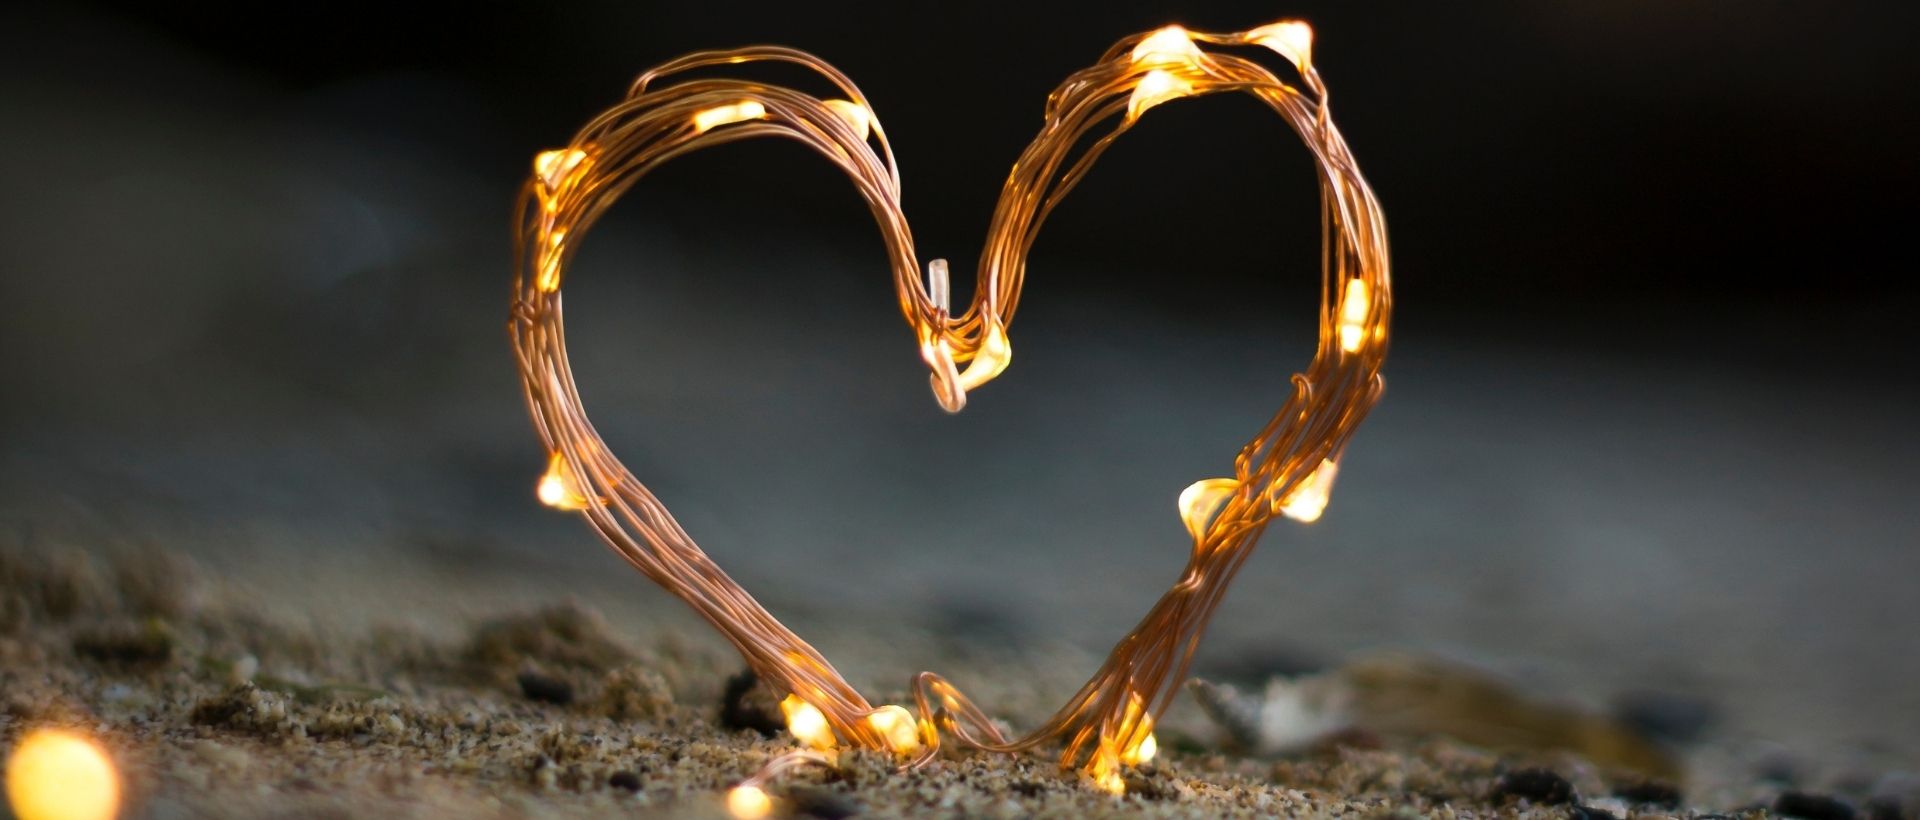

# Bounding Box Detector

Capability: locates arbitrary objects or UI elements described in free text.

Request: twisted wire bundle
[509,18,1390,798]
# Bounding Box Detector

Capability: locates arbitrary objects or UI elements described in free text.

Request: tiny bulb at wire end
[726,785,773,819]
[1130,25,1202,66]
[956,319,1012,392]
[822,99,872,141]
[1127,69,1194,122]
[1280,458,1340,523]
[1125,731,1159,765]
[533,148,588,190]
[866,705,922,754]
[1248,20,1314,71]
[1177,478,1239,544]
[780,694,837,750]
[693,100,767,134]
[537,453,591,511]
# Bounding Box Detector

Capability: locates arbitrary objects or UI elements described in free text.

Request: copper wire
[509,19,1390,792]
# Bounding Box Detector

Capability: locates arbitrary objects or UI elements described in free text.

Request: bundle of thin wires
[509,18,1389,797]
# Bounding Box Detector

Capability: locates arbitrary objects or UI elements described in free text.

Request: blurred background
[2,0,1914,765]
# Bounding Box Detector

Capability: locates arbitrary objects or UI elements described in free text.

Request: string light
[510,18,1390,800]
[780,694,838,751]
[692,100,767,133]
[1339,278,1371,353]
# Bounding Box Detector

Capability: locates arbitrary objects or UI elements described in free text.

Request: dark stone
[718,669,783,737]
[1569,807,1619,820]
[1865,796,1903,820]
[73,622,174,666]
[789,786,859,819]
[1613,779,1683,808]
[516,670,574,705]
[1494,768,1576,806]
[607,770,642,791]
[1611,690,1717,745]
[1775,791,1858,820]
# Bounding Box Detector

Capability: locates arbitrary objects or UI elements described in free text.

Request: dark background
[2,0,1915,759]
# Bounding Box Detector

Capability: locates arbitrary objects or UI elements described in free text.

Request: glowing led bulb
[534,148,588,190]
[822,99,872,141]
[1248,20,1314,71]
[537,452,591,511]
[726,784,773,819]
[1130,25,1202,66]
[780,694,837,750]
[1338,278,1370,353]
[5,729,119,820]
[693,100,767,133]
[1280,458,1340,523]
[1127,69,1194,122]
[956,319,1012,392]
[865,705,922,754]
[1117,690,1157,766]
[1177,477,1239,543]
[1132,732,1158,764]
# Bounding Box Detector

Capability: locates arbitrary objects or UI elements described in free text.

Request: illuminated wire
[509,18,1390,797]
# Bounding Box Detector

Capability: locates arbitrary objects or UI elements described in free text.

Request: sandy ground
[4,543,1915,819]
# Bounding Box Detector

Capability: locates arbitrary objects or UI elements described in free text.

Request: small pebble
[516,671,574,706]
[718,669,782,736]
[1570,807,1619,820]
[608,770,642,791]
[1494,768,1575,805]
[229,654,259,686]
[788,786,859,819]
[1775,791,1857,820]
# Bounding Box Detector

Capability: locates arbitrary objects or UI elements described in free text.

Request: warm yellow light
[1177,477,1238,543]
[693,100,767,134]
[780,694,836,750]
[537,452,590,511]
[1338,278,1369,353]
[534,148,588,190]
[726,784,773,819]
[1117,691,1157,766]
[1130,25,1202,66]
[5,729,119,820]
[1132,732,1158,764]
[955,320,1012,392]
[865,705,922,754]
[1248,20,1314,71]
[822,99,872,141]
[1127,69,1193,122]
[1280,458,1339,523]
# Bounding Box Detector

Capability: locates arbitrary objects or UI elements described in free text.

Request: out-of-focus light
[5,728,120,820]
[1127,69,1194,122]
[1280,458,1339,523]
[1177,478,1239,543]
[822,99,872,141]
[866,705,921,754]
[726,784,773,819]
[694,101,767,134]
[1130,25,1201,66]
[780,694,836,750]
[537,452,591,511]
[1248,20,1314,71]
